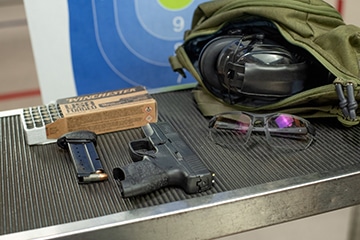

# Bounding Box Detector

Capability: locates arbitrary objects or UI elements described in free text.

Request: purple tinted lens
[237,122,250,134]
[274,114,294,128]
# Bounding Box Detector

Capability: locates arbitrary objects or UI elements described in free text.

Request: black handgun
[113,122,215,197]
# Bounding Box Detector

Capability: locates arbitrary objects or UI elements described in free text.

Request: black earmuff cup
[198,34,309,105]
[198,37,240,91]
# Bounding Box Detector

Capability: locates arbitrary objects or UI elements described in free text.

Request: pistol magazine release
[113,122,215,197]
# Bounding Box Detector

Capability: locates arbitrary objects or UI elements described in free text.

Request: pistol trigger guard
[129,139,156,161]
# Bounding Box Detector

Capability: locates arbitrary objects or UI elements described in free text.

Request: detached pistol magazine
[113,122,215,197]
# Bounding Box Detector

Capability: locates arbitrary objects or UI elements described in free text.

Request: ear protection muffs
[198,33,308,105]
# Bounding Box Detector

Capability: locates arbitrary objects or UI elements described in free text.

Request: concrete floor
[0,1,41,111]
[0,1,359,240]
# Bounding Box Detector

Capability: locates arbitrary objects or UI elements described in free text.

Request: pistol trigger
[174,151,183,160]
[129,139,157,161]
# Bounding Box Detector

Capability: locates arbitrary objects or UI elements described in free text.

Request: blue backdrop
[68,0,206,95]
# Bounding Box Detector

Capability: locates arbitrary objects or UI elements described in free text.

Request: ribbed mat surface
[1,89,360,235]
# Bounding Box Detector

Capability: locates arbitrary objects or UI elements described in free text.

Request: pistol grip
[113,159,168,197]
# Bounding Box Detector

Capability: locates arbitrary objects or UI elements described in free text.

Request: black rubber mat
[1,89,360,235]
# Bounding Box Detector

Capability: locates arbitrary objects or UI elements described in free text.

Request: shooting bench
[1,89,360,239]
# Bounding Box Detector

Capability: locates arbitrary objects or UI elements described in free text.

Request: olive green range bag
[169,0,360,126]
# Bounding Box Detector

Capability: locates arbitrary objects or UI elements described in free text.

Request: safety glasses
[209,111,316,151]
